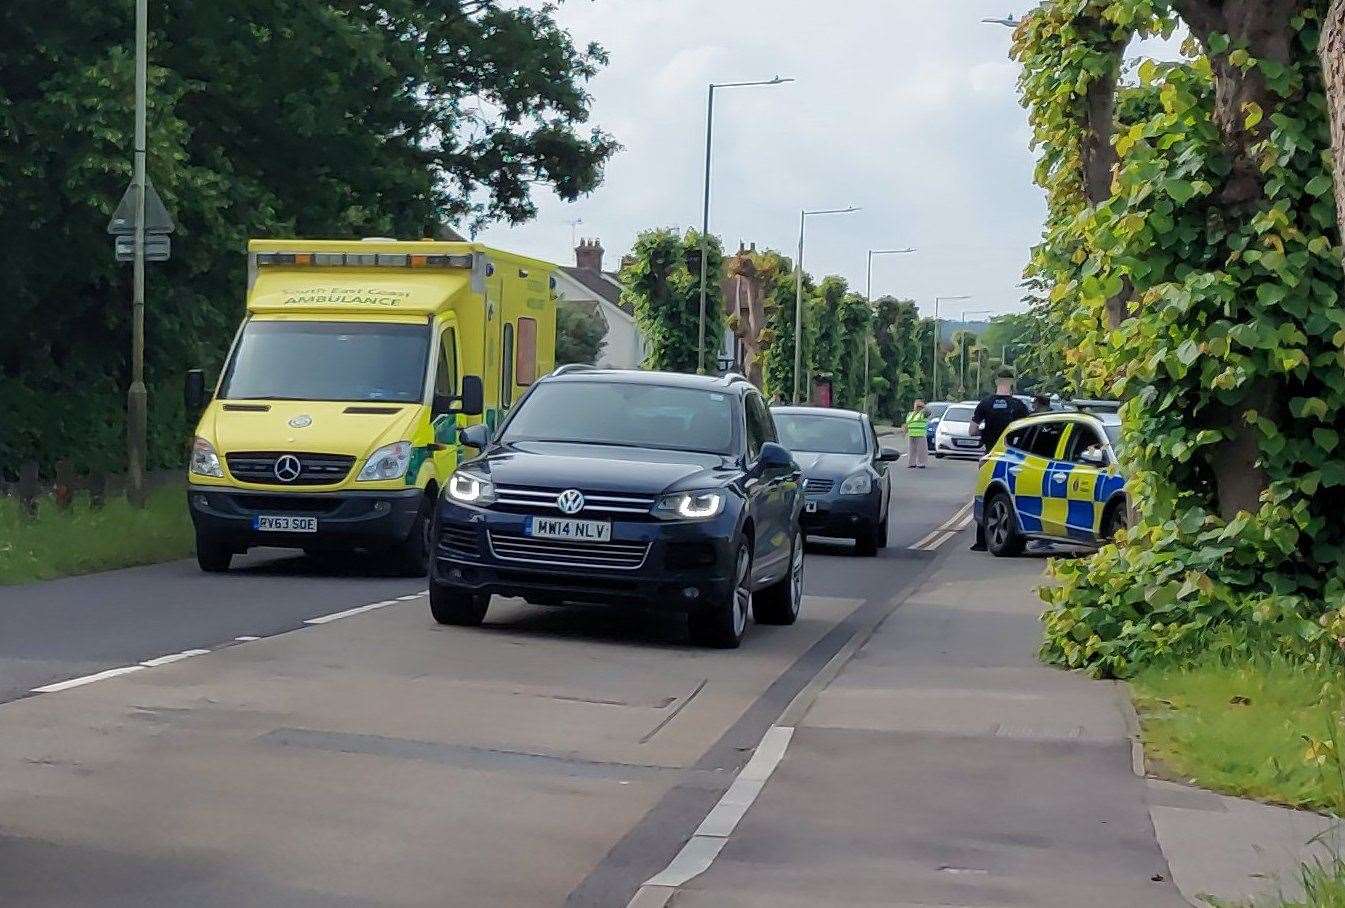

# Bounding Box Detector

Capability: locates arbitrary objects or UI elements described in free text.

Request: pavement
[0,450,1335,906]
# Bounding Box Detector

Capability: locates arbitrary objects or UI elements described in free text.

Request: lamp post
[931,295,971,401]
[959,307,995,397]
[982,14,1023,27]
[794,206,861,403]
[697,76,795,374]
[126,0,149,506]
[863,248,916,413]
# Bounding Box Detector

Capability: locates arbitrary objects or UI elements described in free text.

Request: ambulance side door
[430,323,463,480]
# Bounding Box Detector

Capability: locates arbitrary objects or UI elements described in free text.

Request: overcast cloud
[476,2,1164,319]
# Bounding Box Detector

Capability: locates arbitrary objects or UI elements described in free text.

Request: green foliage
[809,276,848,385]
[620,228,725,373]
[0,485,194,584]
[761,254,812,401]
[1132,651,1344,813]
[555,300,607,365]
[835,292,874,408]
[873,297,924,419]
[0,0,616,477]
[1017,1,1345,675]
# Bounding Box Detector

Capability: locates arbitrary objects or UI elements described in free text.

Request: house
[553,239,646,369]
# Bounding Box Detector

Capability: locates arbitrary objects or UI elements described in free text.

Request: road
[0,457,977,906]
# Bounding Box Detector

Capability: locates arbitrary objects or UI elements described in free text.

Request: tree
[723,244,771,388]
[835,292,874,409]
[873,297,923,419]
[808,276,849,385]
[1016,1,1345,675]
[620,228,725,373]
[0,0,617,476]
[1325,0,1345,247]
[761,257,813,402]
[555,300,607,365]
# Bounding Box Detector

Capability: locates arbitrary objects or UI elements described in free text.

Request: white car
[933,402,985,459]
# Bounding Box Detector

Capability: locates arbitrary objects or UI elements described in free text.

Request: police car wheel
[1101,502,1128,540]
[985,492,1025,557]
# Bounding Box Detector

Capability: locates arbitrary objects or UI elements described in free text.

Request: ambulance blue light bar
[254,252,474,268]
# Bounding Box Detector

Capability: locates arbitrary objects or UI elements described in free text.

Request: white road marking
[31,665,144,693]
[909,501,974,551]
[140,649,210,667]
[234,636,260,642]
[303,600,396,625]
[396,594,422,601]
[636,726,795,894]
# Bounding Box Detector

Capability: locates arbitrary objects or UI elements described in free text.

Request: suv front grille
[804,478,834,495]
[492,485,657,517]
[487,531,650,571]
[225,452,356,486]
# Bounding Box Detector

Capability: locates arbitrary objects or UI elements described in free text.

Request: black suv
[430,368,805,648]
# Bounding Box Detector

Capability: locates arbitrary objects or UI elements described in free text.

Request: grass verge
[0,485,194,585]
[1131,653,1344,814]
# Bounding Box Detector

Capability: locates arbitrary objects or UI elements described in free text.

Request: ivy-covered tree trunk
[1325,0,1345,247]
[725,246,767,388]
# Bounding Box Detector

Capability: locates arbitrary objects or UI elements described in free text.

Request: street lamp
[931,295,971,401]
[862,248,916,413]
[696,75,795,374]
[794,206,861,403]
[566,218,584,248]
[960,307,995,396]
[982,14,1022,27]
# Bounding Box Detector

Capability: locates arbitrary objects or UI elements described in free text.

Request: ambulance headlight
[839,472,872,496]
[447,471,496,505]
[190,437,224,478]
[357,441,413,481]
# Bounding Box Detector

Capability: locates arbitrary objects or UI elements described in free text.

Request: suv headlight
[357,441,413,481]
[654,490,725,520]
[447,471,496,505]
[190,437,224,478]
[839,472,872,495]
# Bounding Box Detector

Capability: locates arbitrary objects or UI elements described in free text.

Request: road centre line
[909,501,973,551]
[31,665,144,693]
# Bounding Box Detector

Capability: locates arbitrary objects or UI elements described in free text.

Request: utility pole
[128,0,148,506]
[863,248,915,413]
[697,76,794,374]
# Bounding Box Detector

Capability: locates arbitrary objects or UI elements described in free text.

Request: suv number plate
[253,515,318,533]
[527,517,611,542]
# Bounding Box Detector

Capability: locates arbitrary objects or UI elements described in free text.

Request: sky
[476,1,1178,320]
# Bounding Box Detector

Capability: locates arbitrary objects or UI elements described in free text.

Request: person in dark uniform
[970,367,1030,551]
[1032,393,1052,414]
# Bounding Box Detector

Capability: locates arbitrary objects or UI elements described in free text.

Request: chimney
[575,238,605,271]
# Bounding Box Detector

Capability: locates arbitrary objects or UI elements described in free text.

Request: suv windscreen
[219,320,430,402]
[499,381,736,454]
[774,414,868,455]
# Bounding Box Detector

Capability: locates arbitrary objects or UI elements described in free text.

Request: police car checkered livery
[973,411,1127,556]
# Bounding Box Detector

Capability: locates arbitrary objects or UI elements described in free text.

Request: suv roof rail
[552,363,596,376]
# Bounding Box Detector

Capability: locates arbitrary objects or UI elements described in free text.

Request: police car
[973,410,1127,556]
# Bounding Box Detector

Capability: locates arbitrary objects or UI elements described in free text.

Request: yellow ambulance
[184,238,557,574]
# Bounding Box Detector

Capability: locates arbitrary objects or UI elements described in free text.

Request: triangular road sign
[106,177,175,236]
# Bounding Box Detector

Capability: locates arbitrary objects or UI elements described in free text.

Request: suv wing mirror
[433,374,485,419]
[459,423,490,450]
[878,447,902,462]
[756,441,795,473]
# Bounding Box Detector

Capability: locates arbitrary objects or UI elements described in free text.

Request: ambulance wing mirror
[184,369,207,413]
[433,374,485,418]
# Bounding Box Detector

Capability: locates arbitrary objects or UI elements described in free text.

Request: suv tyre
[689,540,751,648]
[754,530,803,625]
